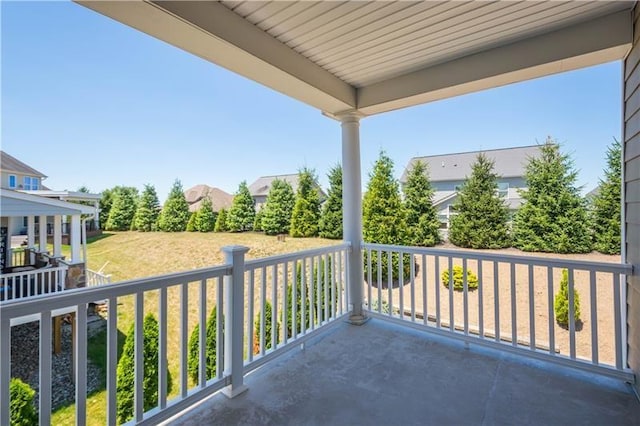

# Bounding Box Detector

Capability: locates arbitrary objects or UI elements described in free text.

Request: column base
[346,313,370,326]
[222,384,248,399]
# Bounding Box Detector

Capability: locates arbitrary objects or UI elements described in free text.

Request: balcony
[1,243,638,425]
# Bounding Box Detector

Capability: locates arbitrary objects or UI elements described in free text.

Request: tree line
[97,137,621,255]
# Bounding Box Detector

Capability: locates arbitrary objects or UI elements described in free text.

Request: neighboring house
[400,145,542,230]
[248,173,326,211]
[184,184,233,213]
[0,151,101,235]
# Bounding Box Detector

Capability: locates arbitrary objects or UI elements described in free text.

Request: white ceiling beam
[76,0,356,114]
[357,10,633,115]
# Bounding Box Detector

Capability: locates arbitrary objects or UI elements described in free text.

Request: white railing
[86,268,112,286]
[0,266,67,302]
[362,243,633,381]
[0,243,349,426]
[10,247,27,267]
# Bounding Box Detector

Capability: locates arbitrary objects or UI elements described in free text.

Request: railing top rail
[362,242,632,274]
[0,263,231,319]
[245,243,351,270]
[0,266,68,279]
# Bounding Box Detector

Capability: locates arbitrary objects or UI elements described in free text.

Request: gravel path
[11,316,104,411]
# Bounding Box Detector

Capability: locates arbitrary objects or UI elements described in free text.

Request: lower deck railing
[362,243,633,381]
[0,266,67,302]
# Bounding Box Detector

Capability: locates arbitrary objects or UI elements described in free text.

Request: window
[8,175,16,189]
[497,182,509,198]
[22,176,39,190]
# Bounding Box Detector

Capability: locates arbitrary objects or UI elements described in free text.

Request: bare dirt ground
[364,245,623,367]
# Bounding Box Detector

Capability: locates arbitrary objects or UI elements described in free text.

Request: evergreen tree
[186,212,197,232]
[158,179,190,232]
[254,301,278,353]
[591,139,622,255]
[290,168,321,237]
[363,151,409,282]
[449,154,511,249]
[261,179,295,235]
[513,139,592,253]
[104,186,138,231]
[319,165,343,239]
[403,161,441,247]
[132,184,160,232]
[116,314,172,424]
[99,187,116,228]
[187,306,220,382]
[214,208,229,232]
[254,207,264,232]
[226,181,255,232]
[195,196,216,232]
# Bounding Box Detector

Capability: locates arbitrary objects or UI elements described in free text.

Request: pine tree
[261,179,295,235]
[403,161,441,247]
[449,154,511,249]
[513,139,592,253]
[363,151,409,283]
[195,196,216,232]
[158,179,190,232]
[187,306,220,382]
[186,212,197,232]
[254,207,264,232]
[591,139,622,254]
[319,165,343,239]
[290,168,321,237]
[226,181,255,232]
[116,314,172,424]
[132,184,160,232]
[104,186,138,231]
[214,208,228,232]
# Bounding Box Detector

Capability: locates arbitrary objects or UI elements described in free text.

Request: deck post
[53,215,62,257]
[222,245,249,398]
[70,214,81,262]
[337,110,368,325]
[39,215,47,253]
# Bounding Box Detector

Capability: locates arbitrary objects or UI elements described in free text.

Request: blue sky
[2,1,622,203]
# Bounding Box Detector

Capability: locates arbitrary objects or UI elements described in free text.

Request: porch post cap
[221,245,250,254]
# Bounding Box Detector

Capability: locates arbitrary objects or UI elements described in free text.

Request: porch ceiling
[77,1,634,116]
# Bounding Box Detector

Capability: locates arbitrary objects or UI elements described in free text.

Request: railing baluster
[216,277,223,379]
[547,267,555,355]
[134,292,144,422]
[282,262,288,345]
[248,270,255,362]
[309,258,315,329]
[199,279,207,387]
[292,261,298,340]
[107,297,118,426]
[75,303,87,425]
[568,269,576,360]
[410,254,416,322]
[510,263,517,347]
[377,250,382,314]
[316,256,321,326]
[494,262,500,343]
[180,283,188,397]
[302,258,307,333]
[528,265,535,350]
[590,270,598,364]
[478,260,484,339]
[399,251,404,320]
[337,252,343,316]
[613,273,623,369]
[39,310,52,426]
[422,254,427,326]
[448,257,454,332]
[158,287,168,408]
[260,267,266,355]
[463,258,468,335]
[331,252,337,319]
[388,251,393,317]
[367,249,372,311]
[272,264,278,347]
[324,254,329,322]
[435,255,440,328]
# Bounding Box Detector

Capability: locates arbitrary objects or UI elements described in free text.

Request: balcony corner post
[337,110,369,325]
[222,245,250,398]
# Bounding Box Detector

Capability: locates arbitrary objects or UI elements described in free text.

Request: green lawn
[51,231,338,425]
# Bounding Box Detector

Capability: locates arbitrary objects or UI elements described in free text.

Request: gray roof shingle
[400,145,542,183]
[0,151,47,178]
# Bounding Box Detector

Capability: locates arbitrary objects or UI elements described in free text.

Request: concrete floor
[167,319,640,426]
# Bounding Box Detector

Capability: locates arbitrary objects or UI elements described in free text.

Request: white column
[70,215,81,262]
[94,201,100,229]
[27,216,35,247]
[338,110,367,324]
[39,215,47,252]
[53,215,62,257]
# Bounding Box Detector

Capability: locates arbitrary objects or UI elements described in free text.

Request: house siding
[623,4,640,395]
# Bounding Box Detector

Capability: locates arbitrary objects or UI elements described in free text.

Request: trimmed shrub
[186,212,197,232]
[403,160,441,247]
[195,197,216,232]
[133,184,160,232]
[441,266,479,291]
[261,179,295,235]
[554,269,581,327]
[158,179,190,232]
[187,306,220,383]
[369,299,391,314]
[319,165,342,239]
[226,181,255,232]
[116,314,172,424]
[253,207,264,232]
[10,378,37,426]
[214,208,228,232]
[290,168,321,238]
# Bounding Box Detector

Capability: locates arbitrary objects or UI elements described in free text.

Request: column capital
[332,109,366,123]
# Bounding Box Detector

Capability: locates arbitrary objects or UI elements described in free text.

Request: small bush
[369,299,391,314]
[187,306,220,383]
[10,378,37,426]
[441,266,478,291]
[554,269,581,327]
[254,301,278,354]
